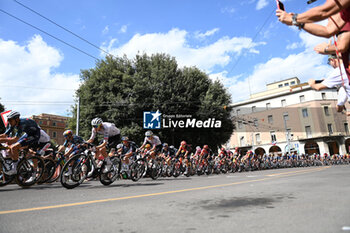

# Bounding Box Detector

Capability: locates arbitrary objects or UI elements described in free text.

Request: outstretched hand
[314,40,332,54]
[276,9,293,25]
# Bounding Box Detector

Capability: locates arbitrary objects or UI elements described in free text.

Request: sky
[0,0,335,117]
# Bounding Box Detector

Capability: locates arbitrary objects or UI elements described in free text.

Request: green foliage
[70,53,234,149]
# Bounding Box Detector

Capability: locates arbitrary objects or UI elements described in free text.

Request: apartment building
[229,77,350,155]
[31,113,70,145]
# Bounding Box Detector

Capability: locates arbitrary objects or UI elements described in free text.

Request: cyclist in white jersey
[87,118,121,162]
[139,130,162,159]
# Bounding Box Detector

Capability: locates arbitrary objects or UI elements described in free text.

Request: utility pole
[76,96,80,136]
[283,113,291,154]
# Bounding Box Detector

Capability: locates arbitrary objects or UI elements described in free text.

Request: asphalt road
[0,166,349,233]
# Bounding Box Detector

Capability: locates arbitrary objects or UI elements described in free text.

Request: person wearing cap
[0,111,41,175]
[58,130,84,158]
[309,54,350,112]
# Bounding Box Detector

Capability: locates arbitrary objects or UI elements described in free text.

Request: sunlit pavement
[0,166,349,233]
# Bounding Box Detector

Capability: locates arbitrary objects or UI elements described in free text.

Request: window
[302,108,308,118]
[53,131,57,138]
[281,99,286,107]
[283,113,289,121]
[324,106,330,116]
[291,81,296,85]
[345,123,349,134]
[321,93,326,100]
[327,124,333,135]
[305,126,312,138]
[238,121,243,129]
[236,109,240,116]
[255,133,261,143]
[252,106,256,113]
[284,83,289,86]
[52,122,57,127]
[299,95,305,103]
[240,136,245,147]
[39,121,43,125]
[287,128,292,139]
[278,84,283,88]
[270,131,277,142]
[268,115,273,124]
[266,103,271,110]
[254,119,258,127]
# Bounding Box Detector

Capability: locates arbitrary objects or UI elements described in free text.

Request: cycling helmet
[63,130,73,137]
[221,147,225,151]
[7,111,20,120]
[145,144,151,149]
[163,143,168,147]
[196,147,201,153]
[181,141,187,146]
[203,145,209,150]
[145,131,153,137]
[169,145,175,149]
[121,136,129,141]
[116,144,123,149]
[91,118,103,126]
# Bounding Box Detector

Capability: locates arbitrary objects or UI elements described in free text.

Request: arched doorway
[255,147,266,156]
[345,138,350,153]
[327,141,339,155]
[304,141,320,155]
[269,145,282,155]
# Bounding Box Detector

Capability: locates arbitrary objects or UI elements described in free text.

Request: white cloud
[0,35,80,117]
[102,28,265,72]
[286,42,301,50]
[256,0,269,10]
[221,7,236,14]
[221,31,333,102]
[102,25,109,35]
[195,28,220,39]
[119,25,128,34]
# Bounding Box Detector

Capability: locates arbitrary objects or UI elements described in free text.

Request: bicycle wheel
[16,156,45,187]
[38,158,56,184]
[60,154,90,189]
[46,163,62,183]
[99,156,121,186]
[130,159,145,182]
[0,159,15,187]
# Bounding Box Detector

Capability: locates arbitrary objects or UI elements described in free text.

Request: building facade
[229,77,350,155]
[31,113,70,145]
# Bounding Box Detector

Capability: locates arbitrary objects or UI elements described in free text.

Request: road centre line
[0,167,328,215]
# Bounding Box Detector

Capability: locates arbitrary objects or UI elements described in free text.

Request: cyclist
[119,136,138,173]
[175,141,192,174]
[139,131,162,159]
[161,143,176,164]
[59,130,84,158]
[200,145,212,166]
[0,111,41,175]
[87,117,121,166]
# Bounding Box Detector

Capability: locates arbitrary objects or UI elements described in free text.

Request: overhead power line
[0,8,99,60]
[12,0,115,58]
[1,85,76,91]
[227,8,275,75]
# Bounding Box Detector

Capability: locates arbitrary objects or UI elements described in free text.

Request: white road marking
[342,226,350,231]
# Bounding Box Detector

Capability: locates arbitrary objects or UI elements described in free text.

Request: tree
[0,100,5,133]
[71,53,234,150]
